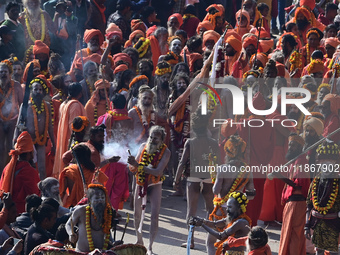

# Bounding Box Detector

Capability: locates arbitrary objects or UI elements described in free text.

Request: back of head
[25,194,42,213]
[311,50,324,60]
[73,144,95,170]
[248,226,268,250]
[31,204,56,225]
[116,0,132,11]
[42,197,60,212]
[111,93,127,109]
[38,177,59,195]
[90,124,106,137]
[187,36,202,52]
[154,27,168,38]
[55,224,68,243]
[68,82,82,98]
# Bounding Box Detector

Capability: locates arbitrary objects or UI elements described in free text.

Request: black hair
[25,194,42,213]
[67,82,82,99]
[175,30,188,40]
[183,4,196,15]
[187,36,202,52]
[48,53,64,76]
[285,22,297,32]
[90,124,106,136]
[51,74,65,90]
[141,6,155,20]
[248,226,268,250]
[326,3,338,12]
[111,93,127,109]
[42,197,60,212]
[116,0,132,11]
[257,2,269,12]
[117,69,134,92]
[282,34,298,48]
[31,204,56,225]
[137,58,154,72]
[55,224,69,243]
[122,47,139,67]
[311,50,324,60]
[170,72,190,99]
[307,27,324,40]
[170,62,190,82]
[325,24,338,34]
[73,144,96,171]
[5,2,19,13]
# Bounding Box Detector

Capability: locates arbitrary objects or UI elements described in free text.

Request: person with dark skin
[0,26,16,61]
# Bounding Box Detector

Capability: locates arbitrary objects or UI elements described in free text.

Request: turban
[84,53,101,65]
[146,25,157,37]
[294,7,312,25]
[168,13,183,27]
[134,37,151,58]
[303,117,324,136]
[276,62,286,77]
[203,30,220,46]
[188,53,203,72]
[250,53,268,67]
[124,30,145,48]
[249,27,271,39]
[112,53,132,68]
[226,35,242,52]
[259,39,274,53]
[307,59,325,74]
[196,21,214,35]
[300,0,315,11]
[94,79,110,90]
[0,131,34,193]
[235,10,250,29]
[221,119,237,139]
[131,19,147,33]
[113,63,128,74]
[129,75,149,88]
[106,31,123,41]
[33,40,50,55]
[288,134,305,147]
[206,4,224,15]
[72,116,90,132]
[323,94,340,115]
[23,59,40,83]
[242,36,257,49]
[224,30,242,42]
[316,140,340,161]
[106,23,122,34]
[84,29,104,46]
[325,37,339,49]
[224,135,247,159]
[90,79,111,104]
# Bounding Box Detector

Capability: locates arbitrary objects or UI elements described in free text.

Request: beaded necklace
[25,9,45,43]
[31,100,49,146]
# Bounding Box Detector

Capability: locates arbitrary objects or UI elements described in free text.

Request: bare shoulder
[13,80,22,91]
[73,204,87,216]
[128,107,137,116]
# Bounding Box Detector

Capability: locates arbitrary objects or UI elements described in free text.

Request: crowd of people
[0,0,340,254]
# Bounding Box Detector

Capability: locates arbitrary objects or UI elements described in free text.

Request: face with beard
[296,12,309,31]
[304,125,318,144]
[45,184,62,203]
[320,100,332,117]
[225,44,236,57]
[318,87,330,102]
[158,73,170,90]
[88,35,100,52]
[286,140,302,160]
[31,82,45,102]
[91,131,105,153]
[146,131,163,154]
[176,78,187,95]
[0,65,10,86]
[138,62,152,80]
[24,0,40,16]
[12,64,23,82]
[85,64,98,84]
[287,105,301,120]
[226,197,242,221]
[89,189,106,225]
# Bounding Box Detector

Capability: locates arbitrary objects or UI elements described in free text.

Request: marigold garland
[312,177,339,215]
[25,9,45,43]
[50,101,54,126]
[133,38,151,58]
[155,66,172,76]
[94,103,109,124]
[1,59,13,74]
[30,78,49,95]
[306,59,324,75]
[133,106,155,142]
[86,79,93,95]
[317,83,331,92]
[31,100,49,146]
[0,82,16,122]
[289,51,302,73]
[72,116,89,132]
[85,205,111,251]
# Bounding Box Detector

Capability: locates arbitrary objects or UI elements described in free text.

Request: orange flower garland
[0,81,16,122]
[32,100,49,146]
[86,79,93,95]
[289,51,302,73]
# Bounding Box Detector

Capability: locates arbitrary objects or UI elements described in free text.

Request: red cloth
[102,162,129,210]
[112,53,132,68]
[249,245,272,255]
[318,13,331,26]
[0,161,40,213]
[323,113,340,143]
[181,16,200,38]
[113,64,128,74]
[131,19,147,33]
[33,40,50,55]
[188,53,203,72]
[148,35,166,72]
[23,60,40,83]
[276,62,286,77]
[124,30,145,48]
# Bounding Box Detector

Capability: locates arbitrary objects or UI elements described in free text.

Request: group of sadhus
[0,0,340,254]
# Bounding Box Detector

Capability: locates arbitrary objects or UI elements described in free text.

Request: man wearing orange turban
[124,30,145,48]
[202,30,220,51]
[234,10,253,37]
[23,59,41,83]
[225,35,244,77]
[33,40,50,78]
[0,131,40,213]
[324,37,339,63]
[131,19,147,33]
[196,21,214,37]
[242,35,258,60]
[250,53,268,68]
[70,29,104,73]
[168,13,183,37]
[85,79,111,127]
[321,94,340,143]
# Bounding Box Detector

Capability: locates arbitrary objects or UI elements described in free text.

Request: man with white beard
[128,85,156,144]
[79,61,99,105]
[18,0,55,48]
[128,126,171,255]
[38,177,69,217]
[0,62,23,173]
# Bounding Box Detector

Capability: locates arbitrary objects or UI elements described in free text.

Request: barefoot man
[128,126,171,255]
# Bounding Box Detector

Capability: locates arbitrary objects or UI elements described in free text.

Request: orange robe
[148,35,168,73]
[62,141,101,168]
[85,99,108,127]
[53,100,86,178]
[59,164,108,208]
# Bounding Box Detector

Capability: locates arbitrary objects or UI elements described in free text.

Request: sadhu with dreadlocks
[205,134,254,255]
[192,191,252,255]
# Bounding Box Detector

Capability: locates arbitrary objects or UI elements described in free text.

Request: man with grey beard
[66,183,119,252]
[80,61,99,105]
[128,85,156,144]
[128,126,171,255]
[38,177,69,217]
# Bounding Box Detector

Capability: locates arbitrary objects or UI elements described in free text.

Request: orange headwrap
[106,23,122,34]
[242,36,258,49]
[294,7,315,27]
[203,30,220,46]
[206,4,224,15]
[224,135,247,159]
[0,131,34,193]
[196,21,214,35]
[323,94,340,115]
[168,13,183,27]
[129,75,149,88]
[226,35,242,52]
[276,62,286,77]
[306,59,325,74]
[146,25,157,37]
[224,30,242,42]
[94,79,110,90]
[259,39,274,53]
[106,31,123,41]
[235,10,250,30]
[23,59,40,83]
[112,53,132,68]
[288,133,305,146]
[131,19,147,33]
[33,40,50,56]
[249,27,271,39]
[84,53,101,65]
[113,64,128,74]
[188,53,203,72]
[72,116,90,132]
[300,0,315,11]
[325,37,340,49]
[124,30,145,48]
[250,53,268,67]
[84,29,104,46]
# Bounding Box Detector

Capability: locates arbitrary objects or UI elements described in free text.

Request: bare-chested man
[127,126,171,255]
[193,191,252,255]
[80,61,99,105]
[14,76,55,180]
[207,135,254,255]
[128,85,155,144]
[65,183,118,252]
[0,62,23,173]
